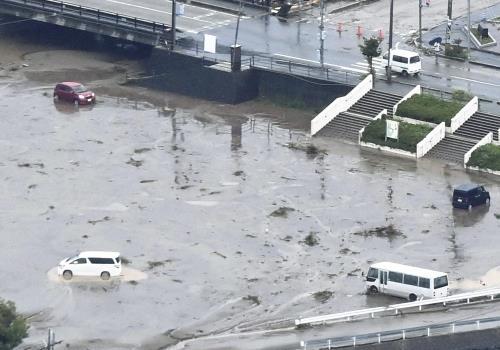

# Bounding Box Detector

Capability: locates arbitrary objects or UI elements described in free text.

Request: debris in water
[352,224,405,240]
[313,290,333,303]
[301,232,319,246]
[87,216,110,225]
[243,295,261,305]
[270,207,295,218]
[126,158,143,167]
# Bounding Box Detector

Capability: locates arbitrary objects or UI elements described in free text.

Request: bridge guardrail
[1,0,169,33]
[300,315,500,350]
[295,287,500,326]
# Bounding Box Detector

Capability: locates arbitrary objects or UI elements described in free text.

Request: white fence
[392,85,421,116]
[464,132,493,167]
[450,96,478,133]
[295,287,500,326]
[311,75,373,136]
[358,109,386,144]
[416,122,445,158]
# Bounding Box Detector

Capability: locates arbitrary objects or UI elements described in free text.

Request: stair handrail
[464,132,493,167]
[451,96,478,133]
[392,85,421,116]
[416,122,445,158]
[311,75,372,136]
[358,109,386,144]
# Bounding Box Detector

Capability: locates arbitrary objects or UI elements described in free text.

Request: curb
[328,0,379,14]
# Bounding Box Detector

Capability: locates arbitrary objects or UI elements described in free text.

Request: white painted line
[449,75,500,88]
[103,0,238,22]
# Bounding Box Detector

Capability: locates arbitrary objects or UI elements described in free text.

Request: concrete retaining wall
[137,48,353,106]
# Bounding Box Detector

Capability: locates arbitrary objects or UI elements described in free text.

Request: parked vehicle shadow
[53,100,95,114]
[452,204,490,227]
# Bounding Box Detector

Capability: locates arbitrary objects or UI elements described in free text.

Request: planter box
[466,166,500,176]
[463,25,497,49]
[360,141,416,159]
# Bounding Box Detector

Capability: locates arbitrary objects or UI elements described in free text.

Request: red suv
[53,82,96,105]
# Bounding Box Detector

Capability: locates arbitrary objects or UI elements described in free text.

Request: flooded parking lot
[1,33,500,350]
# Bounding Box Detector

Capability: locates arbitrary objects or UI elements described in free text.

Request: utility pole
[445,0,452,44]
[418,0,422,48]
[387,0,394,82]
[467,0,471,62]
[171,0,176,50]
[319,0,325,67]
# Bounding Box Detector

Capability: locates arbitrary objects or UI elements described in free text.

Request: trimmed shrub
[361,118,433,153]
[396,94,464,126]
[452,90,473,102]
[467,144,500,171]
[0,299,28,350]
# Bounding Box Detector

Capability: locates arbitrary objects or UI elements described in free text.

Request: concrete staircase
[317,89,402,141]
[424,134,478,164]
[316,112,373,141]
[453,111,500,141]
[348,90,402,118]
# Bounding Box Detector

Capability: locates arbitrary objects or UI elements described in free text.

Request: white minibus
[382,48,421,76]
[58,251,122,280]
[365,262,448,301]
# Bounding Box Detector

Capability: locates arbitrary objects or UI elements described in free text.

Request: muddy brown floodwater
[1,27,500,350]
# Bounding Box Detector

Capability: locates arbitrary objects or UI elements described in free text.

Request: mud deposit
[1,23,500,350]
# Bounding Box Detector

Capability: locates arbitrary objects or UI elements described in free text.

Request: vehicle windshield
[367,267,379,279]
[434,275,448,289]
[410,56,420,63]
[73,84,88,93]
[66,255,78,262]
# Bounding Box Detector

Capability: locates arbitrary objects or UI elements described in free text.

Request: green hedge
[396,94,465,126]
[361,118,433,153]
[467,144,500,171]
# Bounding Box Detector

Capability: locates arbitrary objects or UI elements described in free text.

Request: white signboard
[386,119,399,141]
[204,34,217,54]
[176,3,185,15]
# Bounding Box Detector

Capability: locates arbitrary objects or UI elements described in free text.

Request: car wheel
[369,286,379,294]
[409,293,417,301]
[413,72,419,77]
[63,270,73,280]
[101,271,111,280]
[402,70,409,77]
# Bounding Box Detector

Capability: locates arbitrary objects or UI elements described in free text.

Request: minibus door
[380,271,388,293]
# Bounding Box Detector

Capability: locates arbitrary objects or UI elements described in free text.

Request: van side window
[88,257,115,264]
[410,56,420,63]
[403,274,418,286]
[418,277,430,288]
[388,271,403,283]
[393,55,407,64]
[71,258,87,264]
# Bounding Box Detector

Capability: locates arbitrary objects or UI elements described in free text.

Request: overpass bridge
[0,0,170,46]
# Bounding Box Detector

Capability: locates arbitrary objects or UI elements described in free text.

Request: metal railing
[295,287,500,326]
[300,315,500,349]
[0,0,169,33]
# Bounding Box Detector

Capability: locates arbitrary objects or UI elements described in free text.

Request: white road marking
[103,0,238,23]
[449,75,500,88]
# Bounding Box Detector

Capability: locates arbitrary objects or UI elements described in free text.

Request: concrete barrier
[416,122,445,158]
[358,109,386,144]
[464,132,493,167]
[450,96,478,133]
[393,85,420,116]
[311,75,372,136]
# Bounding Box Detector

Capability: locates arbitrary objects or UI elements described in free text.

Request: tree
[0,299,28,350]
[359,37,382,75]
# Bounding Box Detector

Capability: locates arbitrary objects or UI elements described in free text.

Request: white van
[382,48,421,76]
[365,262,448,301]
[58,251,122,280]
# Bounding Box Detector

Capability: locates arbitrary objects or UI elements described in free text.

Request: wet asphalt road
[1,54,500,349]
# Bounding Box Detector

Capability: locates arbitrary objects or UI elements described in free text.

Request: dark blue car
[452,184,490,210]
